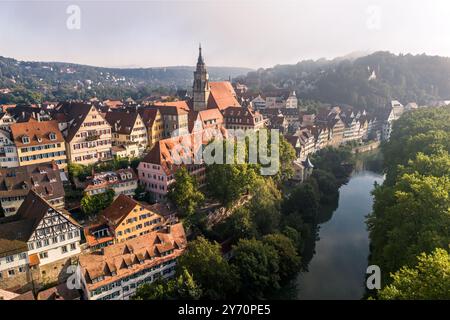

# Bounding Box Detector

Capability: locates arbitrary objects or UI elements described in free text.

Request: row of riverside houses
[0,46,262,300]
[259,101,407,183]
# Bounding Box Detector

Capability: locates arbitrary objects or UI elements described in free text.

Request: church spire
[193,44,209,111]
[197,43,205,66]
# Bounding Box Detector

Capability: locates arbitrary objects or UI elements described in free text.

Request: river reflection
[295,170,384,300]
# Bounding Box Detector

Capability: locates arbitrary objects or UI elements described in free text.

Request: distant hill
[0,56,252,103]
[237,51,450,110]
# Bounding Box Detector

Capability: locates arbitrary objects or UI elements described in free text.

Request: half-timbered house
[0,190,82,290]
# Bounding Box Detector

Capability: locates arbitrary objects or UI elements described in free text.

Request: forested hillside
[238,52,450,110]
[367,106,450,299]
[0,56,251,103]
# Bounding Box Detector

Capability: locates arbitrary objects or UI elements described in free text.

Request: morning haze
[0,0,450,68]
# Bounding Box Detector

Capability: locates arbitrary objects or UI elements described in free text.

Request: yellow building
[105,111,148,156]
[11,119,67,170]
[139,108,164,149]
[83,194,170,249]
[55,102,112,166]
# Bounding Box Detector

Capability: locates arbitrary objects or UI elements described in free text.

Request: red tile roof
[100,194,139,227]
[79,223,187,291]
[208,82,240,110]
[153,101,190,112]
[10,119,64,148]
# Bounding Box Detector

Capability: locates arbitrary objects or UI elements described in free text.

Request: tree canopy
[378,248,450,300]
[176,237,239,299]
[367,106,450,299]
[167,167,204,217]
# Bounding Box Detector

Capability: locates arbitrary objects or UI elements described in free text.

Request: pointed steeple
[193,44,210,111]
[197,43,205,66]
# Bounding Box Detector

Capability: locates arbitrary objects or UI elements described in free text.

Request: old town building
[79,223,186,300]
[10,119,67,170]
[191,45,240,112]
[55,102,112,165]
[0,161,65,217]
[0,129,19,168]
[222,107,266,131]
[83,168,138,199]
[138,134,206,201]
[0,191,81,291]
[83,194,169,251]
[105,111,148,156]
[139,108,164,149]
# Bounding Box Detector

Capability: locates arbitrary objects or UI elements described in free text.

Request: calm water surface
[296,170,384,300]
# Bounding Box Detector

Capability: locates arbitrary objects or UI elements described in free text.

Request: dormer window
[22,136,30,144]
[49,132,56,141]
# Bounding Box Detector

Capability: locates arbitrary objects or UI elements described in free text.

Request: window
[19,253,27,260]
[60,234,65,241]
[44,239,50,246]
[61,246,68,253]
[53,237,58,244]
[8,269,15,277]
[49,132,56,141]
[22,136,30,144]
[28,243,34,250]
[6,255,14,263]
[70,243,76,251]
[39,252,48,259]
[19,266,26,273]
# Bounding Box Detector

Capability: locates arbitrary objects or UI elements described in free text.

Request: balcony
[86,134,100,141]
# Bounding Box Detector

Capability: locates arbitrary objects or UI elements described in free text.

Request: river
[295,170,385,300]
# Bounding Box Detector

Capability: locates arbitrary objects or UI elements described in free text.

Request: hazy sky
[0,0,450,69]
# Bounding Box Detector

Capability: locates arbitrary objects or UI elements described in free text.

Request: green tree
[80,189,115,216]
[378,248,450,300]
[133,267,202,300]
[282,182,319,221]
[249,177,282,236]
[273,136,297,184]
[262,234,301,283]
[231,238,280,299]
[311,169,339,204]
[167,167,204,217]
[177,237,239,299]
[368,106,450,289]
[282,226,303,253]
[206,163,257,206]
[67,163,91,182]
[311,146,354,182]
[214,207,257,241]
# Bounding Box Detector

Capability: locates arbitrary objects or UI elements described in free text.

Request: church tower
[192,44,210,111]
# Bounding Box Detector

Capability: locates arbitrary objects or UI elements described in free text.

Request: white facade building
[0,129,19,168]
[285,91,298,109]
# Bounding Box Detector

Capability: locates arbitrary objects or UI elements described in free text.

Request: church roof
[207,82,240,110]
